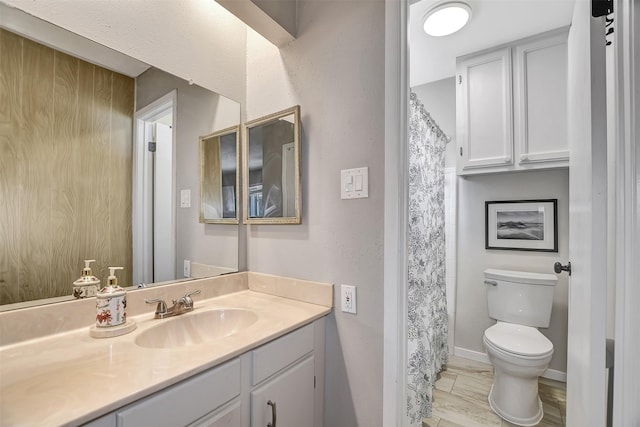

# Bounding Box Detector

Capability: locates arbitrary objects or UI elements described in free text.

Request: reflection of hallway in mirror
[133,92,176,286]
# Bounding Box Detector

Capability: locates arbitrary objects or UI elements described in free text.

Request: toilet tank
[484,269,558,328]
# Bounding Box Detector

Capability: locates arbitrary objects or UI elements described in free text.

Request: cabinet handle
[267,400,277,427]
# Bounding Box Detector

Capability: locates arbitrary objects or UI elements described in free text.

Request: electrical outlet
[341,285,357,314]
[183,260,190,278]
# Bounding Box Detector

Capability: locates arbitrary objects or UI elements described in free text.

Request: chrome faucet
[145,290,201,319]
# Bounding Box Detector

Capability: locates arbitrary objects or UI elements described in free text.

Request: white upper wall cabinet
[456,28,569,175]
[456,47,514,171]
[514,31,569,165]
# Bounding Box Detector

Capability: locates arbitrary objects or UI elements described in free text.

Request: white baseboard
[542,368,567,383]
[453,346,490,364]
[453,346,567,383]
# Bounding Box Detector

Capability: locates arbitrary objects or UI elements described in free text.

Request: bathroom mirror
[0,6,241,310]
[200,126,240,224]
[242,106,302,224]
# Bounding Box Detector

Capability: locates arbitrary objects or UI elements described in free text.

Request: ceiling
[410,0,576,87]
[0,3,150,77]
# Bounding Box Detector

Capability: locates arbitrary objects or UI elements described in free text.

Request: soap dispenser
[95,267,127,328]
[73,259,100,299]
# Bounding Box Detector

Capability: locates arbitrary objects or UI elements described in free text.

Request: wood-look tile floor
[422,355,566,427]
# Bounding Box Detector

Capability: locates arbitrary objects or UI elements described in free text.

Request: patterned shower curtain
[407,92,450,424]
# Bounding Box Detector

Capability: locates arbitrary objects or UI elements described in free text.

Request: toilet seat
[484,322,553,357]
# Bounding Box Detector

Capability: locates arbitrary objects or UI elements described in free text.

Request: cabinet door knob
[267,400,277,427]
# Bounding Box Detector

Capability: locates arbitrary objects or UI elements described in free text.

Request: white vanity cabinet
[115,359,241,427]
[250,322,318,427]
[456,28,568,175]
[82,318,325,427]
[84,359,242,427]
[250,357,315,427]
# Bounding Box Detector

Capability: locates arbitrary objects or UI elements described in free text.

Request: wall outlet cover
[341,284,357,314]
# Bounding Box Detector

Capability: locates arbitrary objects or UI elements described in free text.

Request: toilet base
[488,383,544,427]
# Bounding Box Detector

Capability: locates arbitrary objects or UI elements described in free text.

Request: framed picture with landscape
[485,199,558,252]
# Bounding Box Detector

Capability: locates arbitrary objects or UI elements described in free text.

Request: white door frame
[383,0,408,425]
[612,0,639,423]
[132,90,177,285]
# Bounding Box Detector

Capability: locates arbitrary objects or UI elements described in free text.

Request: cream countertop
[0,274,333,427]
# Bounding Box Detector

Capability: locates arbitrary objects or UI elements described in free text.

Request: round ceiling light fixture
[422,1,472,37]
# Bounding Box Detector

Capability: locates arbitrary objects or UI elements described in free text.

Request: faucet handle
[145,298,169,318]
[184,290,201,298]
[180,290,201,309]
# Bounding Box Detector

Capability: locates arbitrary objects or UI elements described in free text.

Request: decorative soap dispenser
[73,259,100,299]
[95,267,126,328]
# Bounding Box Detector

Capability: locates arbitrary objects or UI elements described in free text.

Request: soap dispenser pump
[73,259,100,299]
[96,267,127,328]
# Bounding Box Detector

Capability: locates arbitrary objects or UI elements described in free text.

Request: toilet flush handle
[484,280,498,286]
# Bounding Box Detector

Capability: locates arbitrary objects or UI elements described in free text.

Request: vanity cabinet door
[82,414,116,427]
[250,356,315,427]
[189,400,242,427]
[456,47,514,172]
[116,359,240,427]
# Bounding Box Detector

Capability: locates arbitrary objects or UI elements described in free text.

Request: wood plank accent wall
[0,29,134,305]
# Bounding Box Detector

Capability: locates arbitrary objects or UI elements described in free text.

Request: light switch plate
[180,189,191,208]
[341,167,369,199]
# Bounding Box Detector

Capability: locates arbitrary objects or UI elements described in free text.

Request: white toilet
[483,268,558,426]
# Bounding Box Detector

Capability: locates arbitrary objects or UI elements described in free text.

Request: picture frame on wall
[485,199,558,252]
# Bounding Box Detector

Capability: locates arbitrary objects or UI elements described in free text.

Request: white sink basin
[135,308,259,349]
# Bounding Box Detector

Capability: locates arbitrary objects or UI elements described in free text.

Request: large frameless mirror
[242,106,301,224]
[200,126,240,224]
[0,5,241,310]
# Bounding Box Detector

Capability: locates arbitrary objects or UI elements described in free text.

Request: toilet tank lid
[484,269,558,286]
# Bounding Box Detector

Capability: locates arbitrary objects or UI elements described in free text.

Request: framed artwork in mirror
[200,126,240,224]
[242,106,301,224]
[485,199,558,252]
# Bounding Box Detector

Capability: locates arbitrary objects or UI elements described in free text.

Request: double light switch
[341,167,369,199]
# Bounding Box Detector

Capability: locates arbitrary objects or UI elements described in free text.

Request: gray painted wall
[245,0,385,425]
[412,77,458,168]
[457,170,570,372]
